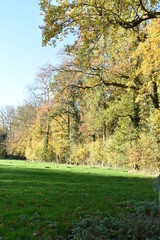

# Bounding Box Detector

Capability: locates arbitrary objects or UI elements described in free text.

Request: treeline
[1,16,160,172]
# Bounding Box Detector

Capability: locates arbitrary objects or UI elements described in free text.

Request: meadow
[0,160,158,239]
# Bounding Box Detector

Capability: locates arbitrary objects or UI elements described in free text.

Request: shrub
[125,133,159,171]
[69,144,90,165]
[88,139,118,167]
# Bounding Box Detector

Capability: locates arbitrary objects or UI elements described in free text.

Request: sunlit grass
[0,159,157,239]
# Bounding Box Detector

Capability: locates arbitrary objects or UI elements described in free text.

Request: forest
[0,0,160,172]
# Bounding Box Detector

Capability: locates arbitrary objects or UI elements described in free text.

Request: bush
[69,144,90,165]
[88,140,105,166]
[69,140,118,167]
[124,133,159,171]
[88,139,118,167]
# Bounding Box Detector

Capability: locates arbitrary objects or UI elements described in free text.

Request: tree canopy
[40,0,160,46]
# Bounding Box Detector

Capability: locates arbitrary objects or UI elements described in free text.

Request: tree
[26,66,56,161]
[39,0,160,47]
[134,19,160,141]
[0,104,37,159]
[0,127,6,157]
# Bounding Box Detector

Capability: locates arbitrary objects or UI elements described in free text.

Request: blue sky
[0,0,67,106]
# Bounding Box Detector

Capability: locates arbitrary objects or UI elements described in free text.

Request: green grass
[0,159,157,239]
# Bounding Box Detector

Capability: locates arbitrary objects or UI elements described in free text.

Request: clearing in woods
[0,159,157,239]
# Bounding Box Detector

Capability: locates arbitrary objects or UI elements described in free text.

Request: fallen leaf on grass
[62,219,67,224]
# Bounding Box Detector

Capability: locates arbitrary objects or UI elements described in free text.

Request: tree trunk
[133,92,140,129]
[153,81,159,109]
[103,122,106,143]
[44,118,49,161]
[92,134,96,142]
[67,112,70,140]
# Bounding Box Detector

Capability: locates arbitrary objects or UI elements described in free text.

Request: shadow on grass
[0,164,156,202]
[0,162,158,239]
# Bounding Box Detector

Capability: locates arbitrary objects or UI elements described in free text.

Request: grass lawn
[0,159,157,239]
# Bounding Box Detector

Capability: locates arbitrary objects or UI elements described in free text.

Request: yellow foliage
[136,19,160,77]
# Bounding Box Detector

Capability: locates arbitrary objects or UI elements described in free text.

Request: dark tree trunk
[133,92,140,129]
[92,134,96,142]
[67,112,70,140]
[153,81,159,109]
